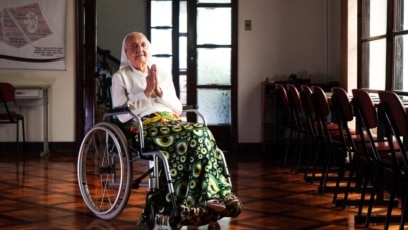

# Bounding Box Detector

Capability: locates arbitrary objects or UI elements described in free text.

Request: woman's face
[125,33,150,72]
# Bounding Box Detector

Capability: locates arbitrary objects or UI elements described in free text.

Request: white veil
[119,32,153,70]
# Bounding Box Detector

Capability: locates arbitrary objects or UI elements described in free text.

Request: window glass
[198,0,231,3]
[179,36,187,69]
[179,1,187,33]
[197,7,231,44]
[151,1,172,27]
[151,29,172,55]
[197,48,231,85]
[179,74,187,105]
[362,39,386,90]
[361,0,387,38]
[152,56,172,77]
[394,35,408,90]
[395,0,408,31]
[197,89,231,125]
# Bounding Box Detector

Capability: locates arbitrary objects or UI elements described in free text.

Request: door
[149,0,237,152]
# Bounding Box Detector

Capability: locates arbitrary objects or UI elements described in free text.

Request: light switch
[245,20,252,31]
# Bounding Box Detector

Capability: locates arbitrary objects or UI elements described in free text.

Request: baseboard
[0,142,76,154]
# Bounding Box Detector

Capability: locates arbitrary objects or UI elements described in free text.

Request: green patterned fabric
[130,118,242,226]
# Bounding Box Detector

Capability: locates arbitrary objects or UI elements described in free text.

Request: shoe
[225,195,239,207]
[206,199,226,213]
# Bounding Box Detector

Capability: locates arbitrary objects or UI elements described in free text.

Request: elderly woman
[111,32,241,227]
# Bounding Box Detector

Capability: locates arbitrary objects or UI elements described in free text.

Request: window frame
[358,0,408,92]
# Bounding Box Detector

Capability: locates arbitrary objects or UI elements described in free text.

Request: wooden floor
[0,148,405,230]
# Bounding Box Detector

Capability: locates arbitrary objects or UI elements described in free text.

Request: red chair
[312,85,346,194]
[275,83,295,166]
[329,87,366,206]
[286,84,308,173]
[299,85,322,182]
[352,89,401,227]
[378,90,408,229]
[0,82,25,157]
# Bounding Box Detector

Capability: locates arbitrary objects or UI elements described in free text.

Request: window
[360,0,408,91]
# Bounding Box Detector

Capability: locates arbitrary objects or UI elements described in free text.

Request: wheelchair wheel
[77,122,132,220]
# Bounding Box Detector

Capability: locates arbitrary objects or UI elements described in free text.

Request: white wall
[0,0,76,142]
[238,0,340,143]
[0,0,341,145]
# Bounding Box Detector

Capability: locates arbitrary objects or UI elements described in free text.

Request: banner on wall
[0,0,66,70]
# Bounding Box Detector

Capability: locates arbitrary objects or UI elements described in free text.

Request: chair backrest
[311,85,330,118]
[300,85,315,116]
[378,90,408,170]
[0,82,15,116]
[351,89,381,161]
[300,84,318,136]
[275,83,289,110]
[331,87,354,123]
[0,82,15,102]
[329,87,356,150]
[286,84,303,130]
[351,89,377,129]
[378,90,408,137]
[286,84,302,112]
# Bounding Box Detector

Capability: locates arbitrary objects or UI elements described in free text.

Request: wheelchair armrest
[182,105,207,126]
[182,105,198,110]
[105,107,130,116]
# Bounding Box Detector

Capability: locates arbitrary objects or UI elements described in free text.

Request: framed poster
[0,0,66,70]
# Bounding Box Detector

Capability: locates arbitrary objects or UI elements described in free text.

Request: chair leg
[400,185,408,230]
[21,118,26,154]
[16,122,19,161]
[310,140,322,184]
[283,128,293,166]
[318,144,333,194]
[304,136,319,182]
[357,163,372,216]
[365,165,381,228]
[384,172,398,230]
[339,156,358,208]
[332,149,348,204]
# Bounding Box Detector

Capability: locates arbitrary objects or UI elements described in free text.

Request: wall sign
[0,0,66,70]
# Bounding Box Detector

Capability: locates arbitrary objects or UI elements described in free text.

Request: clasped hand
[144,64,162,98]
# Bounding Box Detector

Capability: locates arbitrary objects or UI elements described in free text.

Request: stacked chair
[298,84,324,183]
[329,87,362,206]
[377,90,408,229]
[273,84,408,229]
[0,82,25,158]
[349,89,399,227]
[285,84,309,173]
[311,85,347,194]
[274,83,297,166]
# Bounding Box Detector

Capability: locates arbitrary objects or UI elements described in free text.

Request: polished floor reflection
[0,150,404,229]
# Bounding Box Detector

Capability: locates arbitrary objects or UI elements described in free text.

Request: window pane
[197,48,231,85]
[151,1,172,27]
[179,74,187,105]
[395,0,408,31]
[198,0,231,3]
[152,56,172,76]
[362,0,387,37]
[179,36,187,69]
[151,29,172,55]
[197,8,231,44]
[394,35,408,90]
[198,89,231,125]
[361,39,386,89]
[179,1,187,33]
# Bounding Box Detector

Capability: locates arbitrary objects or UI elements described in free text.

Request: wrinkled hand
[144,64,160,97]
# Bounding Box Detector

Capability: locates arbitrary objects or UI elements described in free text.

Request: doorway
[75,0,237,153]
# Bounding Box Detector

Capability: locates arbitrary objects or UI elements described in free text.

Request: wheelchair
[77,106,235,229]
